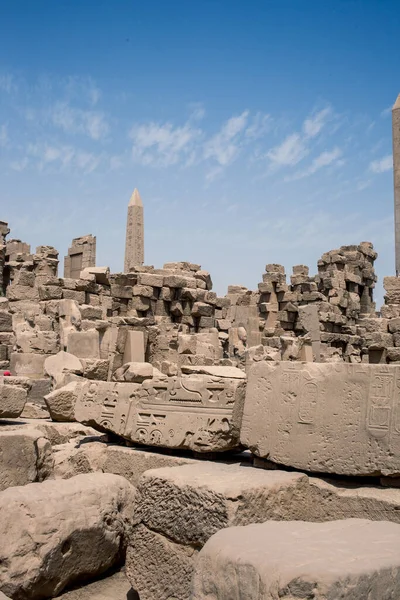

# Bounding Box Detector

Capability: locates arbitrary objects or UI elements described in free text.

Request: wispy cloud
[289,147,343,180]
[266,105,334,171]
[267,133,308,167]
[130,121,201,166]
[27,142,102,173]
[303,107,332,138]
[51,102,109,140]
[203,111,249,166]
[369,154,392,173]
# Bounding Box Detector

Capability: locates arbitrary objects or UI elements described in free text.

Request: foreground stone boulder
[74,373,245,453]
[0,473,137,599]
[192,519,400,599]
[0,378,27,417]
[44,381,82,421]
[126,463,308,600]
[0,428,53,490]
[242,361,400,476]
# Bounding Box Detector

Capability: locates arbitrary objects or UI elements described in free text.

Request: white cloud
[0,125,8,147]
[369,154,392,174]
[290,147,343,180]
[27,142,102,173]
[267,133,308,167]
[10,157,29,171]
[130,121,201,166]
[188,103,206,121]
[51,102,109,140]
[303,107,332,138]
[203,111,249,166]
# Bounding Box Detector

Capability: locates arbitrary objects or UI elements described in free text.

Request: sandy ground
[57,569,138,600]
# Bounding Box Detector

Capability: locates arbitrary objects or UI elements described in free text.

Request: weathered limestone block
[126,464,308,600]
[67,329,100,359]
[74,375,245,452]
[192,519,400,600]
[0,311,12,333]
[10,352,46,379]
[114,361,154,382]
[44,351,83,385]
[54,440,202,484]
[241,362,400,476]
[0,380,27,417]
[45,381,82,422]
[0,428,53,490]
[0,473,137,600]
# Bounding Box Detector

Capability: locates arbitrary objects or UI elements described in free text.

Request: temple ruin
[1,99,400,599]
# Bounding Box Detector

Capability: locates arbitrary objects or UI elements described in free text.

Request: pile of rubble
[2,220,400,599]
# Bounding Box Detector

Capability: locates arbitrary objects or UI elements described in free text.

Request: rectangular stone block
[241,362,400,476]
[123,330,145,363]
[10,352,46,379]
[67,330,100,359]
[192,519,400,600]
[74,374,245,453]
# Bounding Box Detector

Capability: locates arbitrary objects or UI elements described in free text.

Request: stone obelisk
[124,188,144,272]
[393,94,400,275]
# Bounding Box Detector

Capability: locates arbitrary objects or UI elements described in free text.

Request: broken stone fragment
[0,473,137,600]
[192,519,400,600]
[0,428,53,491]
[44,381,82,422]
[44,350,83,386]
[74,374,245,453]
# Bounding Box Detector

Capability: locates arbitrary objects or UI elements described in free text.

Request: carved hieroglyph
[241,361,400,476]
[124,188,144,271]
[74,375,245,453]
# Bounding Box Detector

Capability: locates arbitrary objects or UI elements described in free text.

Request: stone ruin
[3,213,400,600]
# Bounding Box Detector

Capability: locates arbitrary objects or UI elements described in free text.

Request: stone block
[62,289,86,303]
[0,311,12,333]
[0,473,137,599]
[0,428,53,490]
[192,519,400,600]
[0,381,27,417]
[126,464,307,600]
[67,330,100,359]
[45,381,82,422]
[74,374,245,453]
[241,362,400,476]
[10,352,46,379]
[44,351,83,385]
[123,330,145,363]
[38,285,63,300]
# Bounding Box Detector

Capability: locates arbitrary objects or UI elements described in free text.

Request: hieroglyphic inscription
[367,368,395,439]
[76,375,244,452]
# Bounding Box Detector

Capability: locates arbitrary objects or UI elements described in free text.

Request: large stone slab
[192,519,400,599]
[0,473,137,600]
[74,375,245,453]
[0,380,27,417]
[126,463,308,600]
[0,428,53,490]
[67,329,100,359]
[241,361,400,476]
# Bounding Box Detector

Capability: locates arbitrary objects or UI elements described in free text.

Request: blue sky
[0,0,399,304]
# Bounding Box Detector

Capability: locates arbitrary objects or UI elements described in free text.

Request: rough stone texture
[67,330,100,359]
[242,361,400,476]
[192,519,400,600]
[44,351,83,384]
[0,381,27,417]
[45,381,82,422]
[0,473,137,600]
[56,569,133,600]
[0,428,53,490]
[74,375,245,453]
[10,352,46,379]
[126,463,308,600]
[54,441,202,486]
